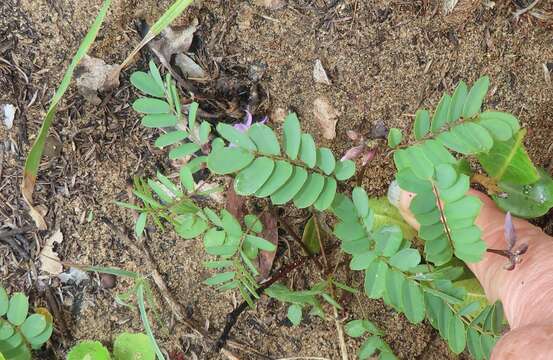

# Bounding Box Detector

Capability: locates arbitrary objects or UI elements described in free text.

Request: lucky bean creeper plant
[125,66,553,359]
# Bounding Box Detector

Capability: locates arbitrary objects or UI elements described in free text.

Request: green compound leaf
[67,340,111,360]
[334,160,356,181]
[313,177,337,211]
[493,169,553,218]
[255,160,293,197]
[389,248,420,271]
[113,332,155,360]
[293,173,325,208]
[21,314,47,339]
[234,157,275,195]
[208,147,255,174]
[477,129,539,185]
[287,304,302,326]
[216,123,257,151]
[316,148,336,175]
[248,123,280,155]
[463,76,489,118]
[414,109,430,140]
[283,113,302,160]
[7,293,28,326]
[132,98,170,114]
[364,260,388,298]
[299,133,317,168]
[130,71,165,98]
[270,166,308,205]
[431,93,452,133]
[387,128,403,148]
[154,130,188,148]
[448,81,468,122]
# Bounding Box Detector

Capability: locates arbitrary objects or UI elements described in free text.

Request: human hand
[389,183,553,359]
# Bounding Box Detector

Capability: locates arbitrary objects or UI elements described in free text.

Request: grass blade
[21,0,112,228]
[121,0,194,68]
[137,284,166,360]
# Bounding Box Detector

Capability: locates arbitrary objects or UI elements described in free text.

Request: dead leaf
[75,55,121,105]
[301,217,321,255]
[313,96,339,140]
[39,229,63,275]
[58,267,89,285]
[313,59,331,85]
[175,54,206,78]
[253,0,286,9]
[257,211,278,279]
[543,63,551,86]
[271,107,287,123]
[443,0,460,14]
[150,19,198,62]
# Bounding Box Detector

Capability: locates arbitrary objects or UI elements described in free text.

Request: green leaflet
[447,316,466,354]
[301,217,321,255]
[402,281,425,323]
[255,160,294,197]
[493,169,553,218]
[316,148,336,175]
[234,157,275,195]
[130,71,165,98]
[477,129,539,185]
[208,147,255,174]
[463,76,489,118]
[293,173,325,208]
[133,98,171,114]
[270,166,308,205]
[299,133,317,168]
[334,160,356,180]
[313,177,337,211]
[387,128,403,148]
[413,109,430,140]
[431,94,452,132]
[217,123,257,151]
[438,122,493,154]
[248,123,280,155]
[283,113,301,160]
[7,294,28,326]
[389,248,420,271]
[448,81,468,123]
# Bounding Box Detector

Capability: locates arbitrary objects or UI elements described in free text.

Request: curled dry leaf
[175,54,206,79]
[149,19,198,66]
[39,229,63,275]
[313,96,339,140]
[253,0,286,10]
[75,55,121,105]
[313,59,331,85]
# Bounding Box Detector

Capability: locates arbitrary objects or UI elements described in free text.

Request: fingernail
[387,180,401,209]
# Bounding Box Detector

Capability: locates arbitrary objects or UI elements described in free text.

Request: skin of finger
[398,188,553,329]
[491,324,553,360]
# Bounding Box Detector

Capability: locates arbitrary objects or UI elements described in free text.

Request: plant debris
[175,54,206,79]
[313,96,339,140]
[2,104,15,129]
[253,0,286,10]
[39,229,63,275]
[75,55,121,105]
[313,59,331,85]
[58,267,89,285]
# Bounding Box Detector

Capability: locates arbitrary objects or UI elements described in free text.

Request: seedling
[0,287,53,360]
[67,332,155,360]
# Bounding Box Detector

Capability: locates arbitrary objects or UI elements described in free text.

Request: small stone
[100,274,117,289]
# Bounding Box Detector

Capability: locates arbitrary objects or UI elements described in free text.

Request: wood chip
[313,96,339,140]
[313,59,331,85]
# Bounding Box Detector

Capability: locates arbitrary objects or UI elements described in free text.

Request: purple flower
[233,111,267,133]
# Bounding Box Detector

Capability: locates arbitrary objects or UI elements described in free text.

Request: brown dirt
[1,0,552,359]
